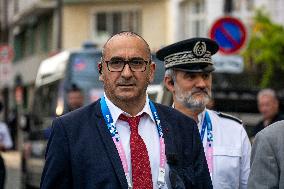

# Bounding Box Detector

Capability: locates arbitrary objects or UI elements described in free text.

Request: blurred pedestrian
[248,120,284,188]
[40,31,212,189]
[157,37,251,189]
[0,100,13,189]
[44,84,84,140]
[252,88,284,137]
[66,84,84,112]
[7,108,17,149]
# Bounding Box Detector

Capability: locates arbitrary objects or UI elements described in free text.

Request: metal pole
[57,0,63,50]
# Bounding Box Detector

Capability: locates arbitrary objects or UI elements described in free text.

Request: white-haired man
[252,88,284,137]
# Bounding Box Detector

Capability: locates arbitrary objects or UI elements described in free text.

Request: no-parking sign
[210,17,246,55]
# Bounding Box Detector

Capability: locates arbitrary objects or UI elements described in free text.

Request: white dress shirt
[105,94,170,189]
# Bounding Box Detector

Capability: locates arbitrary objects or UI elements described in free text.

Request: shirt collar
[104,93,155,124]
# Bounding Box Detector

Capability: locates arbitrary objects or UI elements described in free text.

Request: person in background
[66,84,84,112]
[248,120,284,188]
[7,108,17,150]
[40,31,212,189]
[44,84,84,140]
[0,100,13,189]
[157,37,251,189]
[252,88,284,137]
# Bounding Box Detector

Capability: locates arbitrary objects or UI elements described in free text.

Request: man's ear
[98,63,104,81]
[98,63,102,74]
[164,76,175,93]
[148,62,156,83]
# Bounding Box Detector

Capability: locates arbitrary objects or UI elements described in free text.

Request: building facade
[0,0,283,120]
[0,0,170,115]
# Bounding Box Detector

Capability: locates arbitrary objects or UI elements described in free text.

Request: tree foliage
[243,10,284,88]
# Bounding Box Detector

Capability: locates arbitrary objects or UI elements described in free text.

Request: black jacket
[252,113,284,136]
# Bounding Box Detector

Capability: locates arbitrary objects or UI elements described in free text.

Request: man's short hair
[257,88,278,101]
[164,68,176,82]
[68,84,82,93]
[101,31,151,60]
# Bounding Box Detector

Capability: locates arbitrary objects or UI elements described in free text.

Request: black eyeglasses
[104,58,151,72]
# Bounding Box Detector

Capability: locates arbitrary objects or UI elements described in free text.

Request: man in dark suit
[40,31,212,189]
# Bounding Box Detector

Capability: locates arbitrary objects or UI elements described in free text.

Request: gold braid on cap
[164,50,213,69]
[164,41,213,68]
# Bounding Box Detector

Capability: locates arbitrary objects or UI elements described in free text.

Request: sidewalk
[2,151,21,189]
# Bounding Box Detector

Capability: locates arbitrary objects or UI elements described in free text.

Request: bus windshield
[68,51,103,104]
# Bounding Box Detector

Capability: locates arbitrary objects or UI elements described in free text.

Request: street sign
[0,63,13,87]
[210,17,246,55]
[0,45,14,64]
[212,54,244,73]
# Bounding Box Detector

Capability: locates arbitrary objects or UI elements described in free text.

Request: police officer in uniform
[157,38,251,189]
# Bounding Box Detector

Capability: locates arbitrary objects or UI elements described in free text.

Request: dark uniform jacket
[40,100,212,189]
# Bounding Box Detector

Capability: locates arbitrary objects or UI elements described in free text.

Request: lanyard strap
[200,111,213,142]
[100,97,166,188]
[200,111,213,175]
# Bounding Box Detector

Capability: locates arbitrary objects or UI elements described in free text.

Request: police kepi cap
[156,38,219,72]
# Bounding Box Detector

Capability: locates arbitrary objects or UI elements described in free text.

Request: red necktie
[119,114,153,189]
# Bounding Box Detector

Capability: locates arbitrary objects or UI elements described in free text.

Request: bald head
[102,31,151,61]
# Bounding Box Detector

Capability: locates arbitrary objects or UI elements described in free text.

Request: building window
[13,14,52,62]
[246,0,254,10]
[180,0,206,39]
[14,0,19,13]
[13,32,24,62]
[93,9,141,44]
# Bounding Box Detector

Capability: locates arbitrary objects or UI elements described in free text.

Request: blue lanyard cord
[149,101,163,138]
[200,111,213,142]
[100,97,120,141]
[100,97,164,140]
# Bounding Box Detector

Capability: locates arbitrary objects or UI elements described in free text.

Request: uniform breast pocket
[213,146,241,188]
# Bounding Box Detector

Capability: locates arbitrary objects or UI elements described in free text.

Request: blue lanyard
[200,111,213,142]
[149,100,163,138]
[100,96,164,140]
[100,96,120,141]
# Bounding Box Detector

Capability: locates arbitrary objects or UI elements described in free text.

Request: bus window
[32,81,60,130]
[67,52,103,106]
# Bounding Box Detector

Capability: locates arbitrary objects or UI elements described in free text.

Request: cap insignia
[193,41,206,56]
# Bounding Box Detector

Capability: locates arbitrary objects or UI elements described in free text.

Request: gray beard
[174,84,211,112]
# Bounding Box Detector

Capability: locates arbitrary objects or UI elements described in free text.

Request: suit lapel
[92,101,128,188]
[155,104,179,165]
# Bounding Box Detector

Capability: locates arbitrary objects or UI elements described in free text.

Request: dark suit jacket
[252,113,284,137]
[40,100,212,189]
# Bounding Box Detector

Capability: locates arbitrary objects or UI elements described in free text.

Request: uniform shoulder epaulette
[217,112,243,124]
